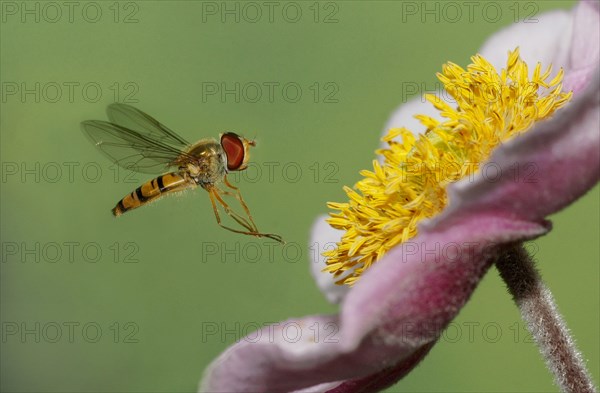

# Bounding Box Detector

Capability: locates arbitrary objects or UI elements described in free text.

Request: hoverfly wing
[107,103,190,147]
[81,120,193,174]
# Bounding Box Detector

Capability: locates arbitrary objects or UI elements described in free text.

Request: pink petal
[383,95,445,135]
[200,216,549,393]
[424,71,600,232]
[564,64,599,94]
[478,0,599,93]
[310,216,350,304]
[380,93,457,152]
[292,343,434,393]
[340,216,549,349]
[570,0,600,71]
[479,8,573,78]
[565,0,600,92]
[199,314,419,392]
[323,341,435,393]
[292,381,344,393]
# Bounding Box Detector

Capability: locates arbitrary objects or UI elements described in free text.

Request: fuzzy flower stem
[496,243,597,393]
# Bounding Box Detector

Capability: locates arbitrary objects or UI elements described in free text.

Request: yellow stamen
[325,49,572,285]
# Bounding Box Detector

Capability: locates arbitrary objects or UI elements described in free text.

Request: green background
[1,1,597,392]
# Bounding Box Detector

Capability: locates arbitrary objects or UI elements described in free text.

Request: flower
[199,1,599,392]
[324,49,571,286]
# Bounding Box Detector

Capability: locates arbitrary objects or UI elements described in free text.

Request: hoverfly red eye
[221,132,245,171]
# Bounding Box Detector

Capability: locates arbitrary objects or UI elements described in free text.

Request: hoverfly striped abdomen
[112,172,192,216]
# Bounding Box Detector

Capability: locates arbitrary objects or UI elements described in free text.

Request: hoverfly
[81,103,283,243]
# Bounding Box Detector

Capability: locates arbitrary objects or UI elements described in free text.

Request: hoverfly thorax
[220,132,255,172]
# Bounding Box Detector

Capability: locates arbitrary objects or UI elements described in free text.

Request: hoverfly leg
[218,189,259,232]
[211,188,256,231]
[221,179,284,244]
[208,188,255,234]
[208,186,284,244]
[223,176,259,231]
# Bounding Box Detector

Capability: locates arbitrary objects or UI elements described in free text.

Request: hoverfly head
[220,132,255,171]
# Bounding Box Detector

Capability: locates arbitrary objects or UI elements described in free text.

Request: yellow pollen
[325,49,572,285]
